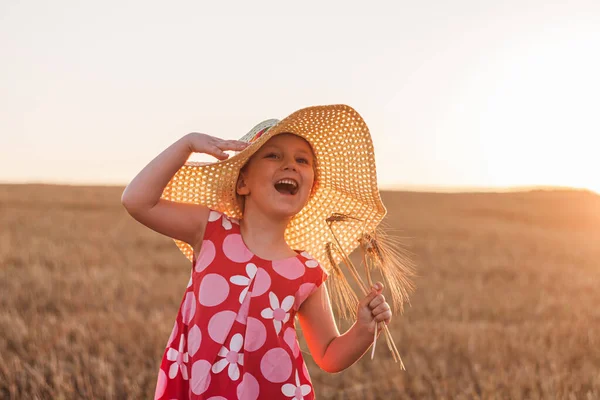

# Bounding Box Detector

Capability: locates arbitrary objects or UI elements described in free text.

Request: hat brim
[161,104,387,267]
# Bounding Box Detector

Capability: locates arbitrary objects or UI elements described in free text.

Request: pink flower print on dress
[293,283,317,311]
[272,257,305,280]
[211,210,239,231]
[261,292,294,334]
[301,251,319,269]
[187,268,193,288]
[281,370,312,399]
[208,210,221,222]
[155,207,327,398]
[195,240,216,272]
[166,334,189,380]
[222,216,233,230]
[212,333,245,381]
[230,263,258,303]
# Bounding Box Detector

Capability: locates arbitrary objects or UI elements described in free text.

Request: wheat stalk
[325,215,406,369]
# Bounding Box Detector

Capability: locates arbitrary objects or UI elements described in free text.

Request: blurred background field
[1,184,599,399]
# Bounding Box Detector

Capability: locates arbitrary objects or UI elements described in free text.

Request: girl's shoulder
[298,250,330,279]
[203,209,240,239]
[193,210,240,265]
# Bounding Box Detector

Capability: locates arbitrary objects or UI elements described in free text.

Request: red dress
[154,210,328,400]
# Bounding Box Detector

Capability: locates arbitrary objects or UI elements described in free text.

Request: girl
[121,105,411,399]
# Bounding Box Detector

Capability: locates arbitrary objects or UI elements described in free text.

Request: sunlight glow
[473,28,600,194]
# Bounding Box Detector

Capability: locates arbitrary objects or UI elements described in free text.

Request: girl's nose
[282,163,298,172]
[281,157,298,172]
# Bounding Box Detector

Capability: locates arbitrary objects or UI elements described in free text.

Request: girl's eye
[297,158,309,164]
[265,153,279,159]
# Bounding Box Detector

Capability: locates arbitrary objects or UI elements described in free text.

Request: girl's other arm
[297,282,392,373]
[121,133,248,247]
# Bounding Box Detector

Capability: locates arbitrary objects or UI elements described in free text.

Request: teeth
[276,179,298,187]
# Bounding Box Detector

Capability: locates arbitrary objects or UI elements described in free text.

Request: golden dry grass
[1,184,599,399]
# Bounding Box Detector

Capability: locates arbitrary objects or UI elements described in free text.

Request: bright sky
[1,0,599,192]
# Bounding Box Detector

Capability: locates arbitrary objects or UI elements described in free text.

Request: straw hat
[161,104,386,269]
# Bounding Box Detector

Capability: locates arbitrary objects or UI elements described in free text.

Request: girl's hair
[235,132,319,214]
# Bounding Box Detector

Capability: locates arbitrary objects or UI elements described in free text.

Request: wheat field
[1,184,599,399]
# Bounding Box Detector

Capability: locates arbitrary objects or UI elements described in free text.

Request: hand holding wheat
[357,282,391,334]
[325,213,414,368]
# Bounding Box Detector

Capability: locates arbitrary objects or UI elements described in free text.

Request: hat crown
[239,119,280,144]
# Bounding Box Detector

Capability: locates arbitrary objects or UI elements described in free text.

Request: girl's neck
[239,206,296,260]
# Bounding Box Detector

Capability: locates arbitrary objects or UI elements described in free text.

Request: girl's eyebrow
[260,144,279,151]
[261,144,312,156]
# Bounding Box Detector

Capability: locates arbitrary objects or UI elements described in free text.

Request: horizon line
[0,179,597,195]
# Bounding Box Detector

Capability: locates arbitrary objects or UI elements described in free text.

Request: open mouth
[274,179,299,195]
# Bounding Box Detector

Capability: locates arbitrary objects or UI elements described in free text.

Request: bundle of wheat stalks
[325,213,415,369]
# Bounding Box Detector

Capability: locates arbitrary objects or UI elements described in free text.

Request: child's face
[237,133,316,219]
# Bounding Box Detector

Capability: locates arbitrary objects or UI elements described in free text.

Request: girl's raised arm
[121,132,248,248]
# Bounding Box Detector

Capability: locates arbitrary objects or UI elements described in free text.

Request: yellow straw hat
[161,104,386,268]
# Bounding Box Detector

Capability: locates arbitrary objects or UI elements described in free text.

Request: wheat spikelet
[325,242,359,320]
[359,227,416,314]
[326,214,411,368]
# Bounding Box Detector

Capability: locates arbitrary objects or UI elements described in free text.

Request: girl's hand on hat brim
[185,132,249,160]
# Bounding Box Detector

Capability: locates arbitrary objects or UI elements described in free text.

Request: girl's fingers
[368,293,385,310]
[359,288,380,309]
[371,302,390,316]
[217,139,250,151]
[207,145,229,160]
[374,310,392,323]
[370,299,392,324]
